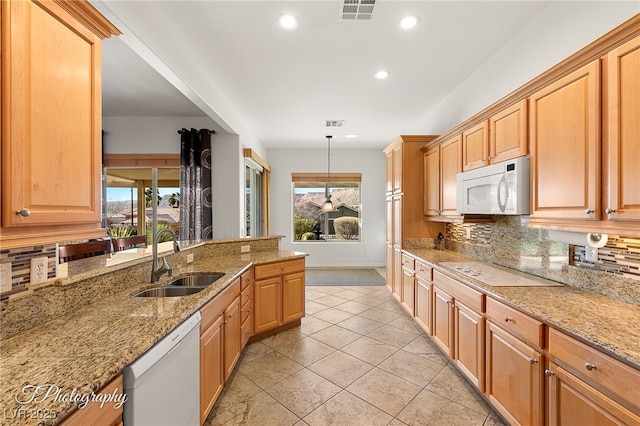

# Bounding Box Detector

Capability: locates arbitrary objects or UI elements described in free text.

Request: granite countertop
[404,248,640,370]
[0,249,306,426]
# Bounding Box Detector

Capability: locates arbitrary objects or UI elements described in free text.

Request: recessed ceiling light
[400,16,419,30]
[278,14,299,30]
[374,70,390,80]
[345,135,359,139]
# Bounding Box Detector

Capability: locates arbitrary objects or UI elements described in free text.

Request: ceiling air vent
[325,120,345,127]
[340,0,376,21]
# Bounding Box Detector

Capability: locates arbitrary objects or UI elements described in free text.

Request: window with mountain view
[292,173,361,243]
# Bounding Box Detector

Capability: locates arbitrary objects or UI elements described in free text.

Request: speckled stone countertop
[404,248,640,370]
[0,249,306,426]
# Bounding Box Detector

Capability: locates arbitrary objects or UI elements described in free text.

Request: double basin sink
[132,273,225,298]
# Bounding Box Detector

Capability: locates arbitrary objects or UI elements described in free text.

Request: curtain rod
[177,128,216,135]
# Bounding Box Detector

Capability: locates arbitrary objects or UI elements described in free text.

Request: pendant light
[320,135,334,212]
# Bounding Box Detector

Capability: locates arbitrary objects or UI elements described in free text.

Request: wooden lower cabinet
[432,283,454,357]
[545,361,640,426]
[401,265,415,315]
[223,296,241,381]
[254,258,305,335]
[199,315,224,425]
[61,375,123,426]
[486,320,543,426]
[414,276,432,335]
[454,299,485,391]
[240,270,253,349]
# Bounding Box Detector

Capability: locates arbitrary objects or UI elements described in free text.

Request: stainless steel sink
[133,287,205,298]
[166,273,224,287]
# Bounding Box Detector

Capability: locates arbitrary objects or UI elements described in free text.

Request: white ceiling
[98,1,559,149]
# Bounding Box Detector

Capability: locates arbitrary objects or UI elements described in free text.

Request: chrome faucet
[150,228,180,283]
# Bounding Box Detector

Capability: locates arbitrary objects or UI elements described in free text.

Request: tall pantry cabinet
[384,136,443,302]
[0,0,120,249]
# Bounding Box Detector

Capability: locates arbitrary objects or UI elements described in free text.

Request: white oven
[456,157,530,215]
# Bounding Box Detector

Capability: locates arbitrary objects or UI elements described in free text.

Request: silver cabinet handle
[605,208,616,214]
[16,208,30,217]
[585,209,594,214]
[529,358,538,364]
[504,317,512,323]
[544,369,554,376]
[585,362,596,371]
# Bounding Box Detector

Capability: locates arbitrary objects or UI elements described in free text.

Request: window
[244,149,271,237]
[292,173,361,242]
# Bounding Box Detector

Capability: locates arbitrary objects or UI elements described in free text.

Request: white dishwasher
[123,312,201,426]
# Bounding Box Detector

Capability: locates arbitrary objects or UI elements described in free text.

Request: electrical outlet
[466,227,471,240]
[585,247,598,262]
[0,263,12,293]
[241,245,250,253]
[30,257,49,285]
[186,253,194,264]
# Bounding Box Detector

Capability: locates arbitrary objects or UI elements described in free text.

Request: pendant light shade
[321,135,334,212]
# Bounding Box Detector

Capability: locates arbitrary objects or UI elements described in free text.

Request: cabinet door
[1,0,103,228]
[546,362,640,426]
[432,284,454,357]
[393,145,403,194]
[490,99,528,164]
[462,120,489,171]
[400,267,415,315]
[454,300,485,391]
[224,296,241,381]
[385,153,394,195]
[440,135,462,216]
[415,277,432,335]
[282,271,305,323]
[529,60,600,220]
[385,197,393,244]
[254,277,282,334]
[486,321,543,426]
[423,146,440,217]
[385,243,394,292]
[200,315,224,424]
[392,247,402,302]
[392,195,402,245]
[605,35,640,222]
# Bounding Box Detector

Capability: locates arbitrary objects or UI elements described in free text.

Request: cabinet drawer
[434,270,484,313]
[548,328,640,409]
[254,258,305,280]
[401,253,415,271]
[241,316,252,347]
[415,260,432,282]
[61,375,123,426]
[486,297,543,348]
[241,299,251,324]
[201,278,240,331]
[241,283,252,309]
[241,269,252,290]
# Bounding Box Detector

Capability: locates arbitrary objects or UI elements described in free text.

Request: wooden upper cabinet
[392,144,403,194]
[462,121,489,171]
[0,0,119,248]
[440,135,462,216]
[489,99,528,164]
[529,60,601,220]
[604,34,640,223]
[423,145,440,217]
[385,153,394,195]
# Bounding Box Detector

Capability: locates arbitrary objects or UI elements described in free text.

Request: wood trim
[425,13,640,150]
[49,0,121,38]
[291,173,362,182]
[103,154,180,168]
[384,135,438,154]
[243,148,271,172]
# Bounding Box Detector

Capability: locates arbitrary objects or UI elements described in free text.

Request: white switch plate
[0,263,12,293]
[186,253,194,263]
[466,227,471,240]
[30,257,49,285]
[585,247,598,262]
[241,245,250,253]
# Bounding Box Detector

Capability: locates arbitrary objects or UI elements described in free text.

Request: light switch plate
[30,257,49,285]
[585,247,598,262]
[0,263,12,293]
[241,245,250,253]
[186,253,194,264]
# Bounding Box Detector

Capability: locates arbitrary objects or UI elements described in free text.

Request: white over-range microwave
[456,157,530,215]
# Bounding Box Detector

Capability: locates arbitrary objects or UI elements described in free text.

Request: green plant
[301,232,316,240]
[294,216,317,240]
[107,224,136,238]
[334,216,359,240]
[145,188,161,208]
[147,223,176,245]
[168,192,180,208]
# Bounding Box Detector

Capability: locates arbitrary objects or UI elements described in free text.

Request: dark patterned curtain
[179,128,214,241]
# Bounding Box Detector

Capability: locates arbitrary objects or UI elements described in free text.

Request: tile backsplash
[0,244,57,299]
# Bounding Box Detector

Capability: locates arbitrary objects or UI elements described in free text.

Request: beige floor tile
[294,420,310,426]
[209,391,300,426]
[265,369,342,418]
[236,341,275,368]
[396,389,487,426]
[377,300,408,314]
[345,285,380,294]
[358,307,401,324]
[367,324,419,349]
[307,351,374,388]
[330,289,363,300]
[333,300,373,315]
[378,349,446,387]
[261,329,306,350]
[305,300,331,315]
[341,336,398,365]
[484,415,508,426]
[276,337,335,366]
[313,294,351,308]
[387,315,424,334]
[346,368,422,417]
[336,315,383,335]
[310,308,354,324]
[354,293,392,306]
[237,351,304,389]
[401,336,450,366]
[426,364,491,416]
[305,289,327,301]
[297,316,333,336]
[208,371,262,417]
[303,390,393,426]
[309,286,343,294]
[309,325,360,349]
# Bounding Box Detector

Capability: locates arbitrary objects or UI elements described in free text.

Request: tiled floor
[205,284,506,426]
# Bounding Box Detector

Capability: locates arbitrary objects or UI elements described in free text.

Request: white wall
[268,148,386,268]
[419,1,640,134]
